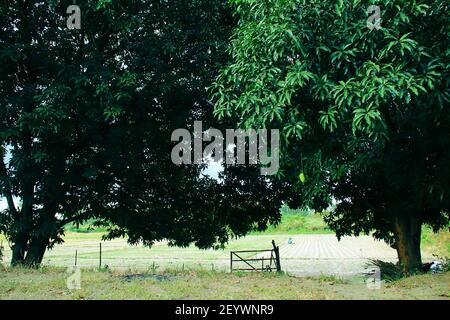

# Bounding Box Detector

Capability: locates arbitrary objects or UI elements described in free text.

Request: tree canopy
[211,0,450,273]
[0,0,291,266]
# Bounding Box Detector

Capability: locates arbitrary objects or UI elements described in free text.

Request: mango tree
[211,0,450,273]
[0,0,290,266]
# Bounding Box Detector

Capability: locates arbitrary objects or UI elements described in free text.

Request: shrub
[366,259,403,282]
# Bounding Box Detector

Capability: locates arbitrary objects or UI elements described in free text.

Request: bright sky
[0,198,9,211]
[0,147,12,211]
[201,161,223,180]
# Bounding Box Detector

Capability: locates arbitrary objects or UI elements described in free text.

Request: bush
[366,259,403,282]
[368,257,450,282]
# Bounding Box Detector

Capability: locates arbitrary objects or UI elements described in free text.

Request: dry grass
[0,266,448,300]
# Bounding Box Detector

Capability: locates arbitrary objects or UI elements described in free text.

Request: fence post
[272,240,281,272]
[230,252,233,272]
[99,242,102,270]
[74,249,78,266]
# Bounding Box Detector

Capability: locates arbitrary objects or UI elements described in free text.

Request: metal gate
[230,240,281,272]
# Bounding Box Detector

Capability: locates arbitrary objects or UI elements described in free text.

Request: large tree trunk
[10,219,31,266]
[24,236,49,267]
[393,214,422,275]
[10,234,27,266]
[10,235,49,267]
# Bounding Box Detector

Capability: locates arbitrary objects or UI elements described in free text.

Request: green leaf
[299,172,306,184]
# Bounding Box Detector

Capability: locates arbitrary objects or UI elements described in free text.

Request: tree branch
[57,209,96,228]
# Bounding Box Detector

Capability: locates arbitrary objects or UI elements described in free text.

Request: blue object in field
[288,237,293,245]
[430,261,443,274]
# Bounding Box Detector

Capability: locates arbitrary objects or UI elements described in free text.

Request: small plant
[315,274,347,285]
[98,265,110,272]
[148,261,159,273]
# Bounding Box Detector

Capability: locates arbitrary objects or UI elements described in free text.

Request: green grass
[421,226,450,257]
[309,274,348,285]
[0,266,448,300]
[60,207,333,236]
[252,212,332,235]
[64,219,108,233]
[1,213,449,300]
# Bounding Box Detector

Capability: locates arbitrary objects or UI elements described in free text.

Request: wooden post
[272,240,281,272]
[276,246,281,272]
[230,252,233,272]
[99,242,102,270]
[74,250,78,266]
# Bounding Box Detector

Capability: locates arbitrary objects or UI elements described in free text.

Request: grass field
[0,213,448,300]
[0,213,448,270]
[0,266,448,300]
[0,233,291,271]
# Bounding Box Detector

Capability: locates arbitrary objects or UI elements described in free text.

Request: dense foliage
[0,0,290,266]
[211,0,450,272]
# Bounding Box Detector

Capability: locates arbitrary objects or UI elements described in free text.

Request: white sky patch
[201,161,223,180]
[201,153,224,181]
[0,197,20,211]
[0,198,7,210]
[5,145,12,164]
[1,146,15,210]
